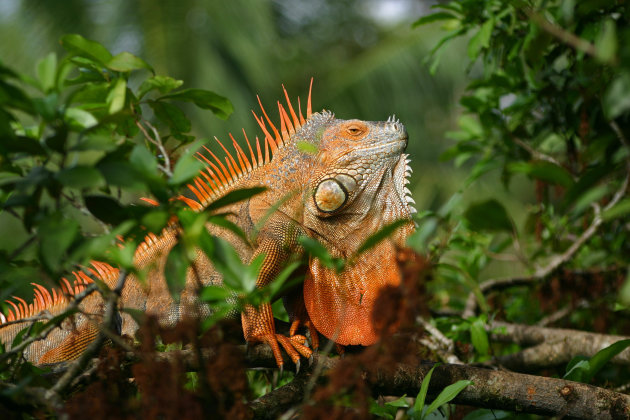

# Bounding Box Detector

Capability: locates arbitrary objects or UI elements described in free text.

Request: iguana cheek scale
[0,81,416,368]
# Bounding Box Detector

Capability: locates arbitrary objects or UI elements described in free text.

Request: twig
[417,317,462,364]
[135,119,172,177]
[525,9,597,57]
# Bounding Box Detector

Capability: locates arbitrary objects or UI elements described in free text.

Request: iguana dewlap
[0,82,416,368]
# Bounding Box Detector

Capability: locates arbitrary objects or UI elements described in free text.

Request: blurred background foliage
[0,0,481,246]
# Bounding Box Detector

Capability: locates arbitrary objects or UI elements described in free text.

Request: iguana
[0,81,416,369]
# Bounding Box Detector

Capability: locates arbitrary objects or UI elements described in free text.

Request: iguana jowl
[0,82,416,368]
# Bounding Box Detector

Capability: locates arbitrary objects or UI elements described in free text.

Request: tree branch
[489,322,630,370]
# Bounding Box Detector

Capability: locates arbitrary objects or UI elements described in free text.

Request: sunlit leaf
[107,51,154,73]
[60,34,113,65]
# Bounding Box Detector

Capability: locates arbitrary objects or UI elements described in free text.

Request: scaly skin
[0,84,416,369]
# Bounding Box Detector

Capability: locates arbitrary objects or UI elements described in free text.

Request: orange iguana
[0,82,416,369]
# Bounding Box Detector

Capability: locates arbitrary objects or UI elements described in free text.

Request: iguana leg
[241,237,312,368]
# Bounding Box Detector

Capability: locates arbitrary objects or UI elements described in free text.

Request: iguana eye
[345,123,366,137]
[314,178,347,213]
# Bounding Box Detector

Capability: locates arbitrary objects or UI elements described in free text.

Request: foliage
[413,0,630,416]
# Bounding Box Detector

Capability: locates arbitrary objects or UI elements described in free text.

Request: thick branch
[490,322,630,370]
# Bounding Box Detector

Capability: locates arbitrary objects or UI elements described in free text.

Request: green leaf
[602,198,630,221]
[470,318,489,356]
[39,213,80,272]
[508,161,575,188]
[413,12,456,27]
[603,73,630,119]
[149,101,191,133]
[169,142,205,185]
[204,186,267,212]
[60,34,113,65]
[423,380,473,419]
[107,52,154,73]
[98,161,146,190]
[107,78,126,114]
[159,88,233,119]
[299,236,344,272]
[164,242,189,301]
[64,107,98,129]
[130,144,159,179]
[138,76,183,98]
[595,19,617,64]
[357,219,408,255]
[412,364,437,419]
[565,339,630,383]
[464,199,512,232]
[468,18,494,60]
[84,195,129,225]
[56,166,105,189]
[199,284,234,302]
[37,52,57,93]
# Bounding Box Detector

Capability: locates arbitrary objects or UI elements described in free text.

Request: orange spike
[278,103,290,142]
[53,285,61,301]
[178,195,202,210]
[298,96,306,124]
[6,303,16,322]
[195,178,212,201]
[229,133,252,172]
[198,170,219,193]
[187,183,206,204]
[255,136,264,166]
[32,283,53,306]
[196,174,215,198]
[215,137,240,178]
[241,129,257,169]
[307,77,313,117]
[12,297,27,318]
[279,103,295,136]
[282,85,301,129]
[201,163,222,191]
[257,96,282,146]
[202,146,232,185]
[140,197,159,206]
[252,112,278,154]
[197,150,229,186]
[263,135,270,164]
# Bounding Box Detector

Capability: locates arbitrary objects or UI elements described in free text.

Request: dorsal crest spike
[242,129,258,169]
[199,147,229,185]
[214,137,239,179]
[307,77,313,117]
[229,133,252,172]
[256,96,282,146]
[252,112,278,154]
[278,103,295,135]
[278,102,290,142]
[202,145,232,184]
[282,84,301,129]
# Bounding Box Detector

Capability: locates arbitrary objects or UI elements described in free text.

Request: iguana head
[299,111,415,254]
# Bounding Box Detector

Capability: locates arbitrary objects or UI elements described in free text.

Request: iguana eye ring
[314,178,347,213]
